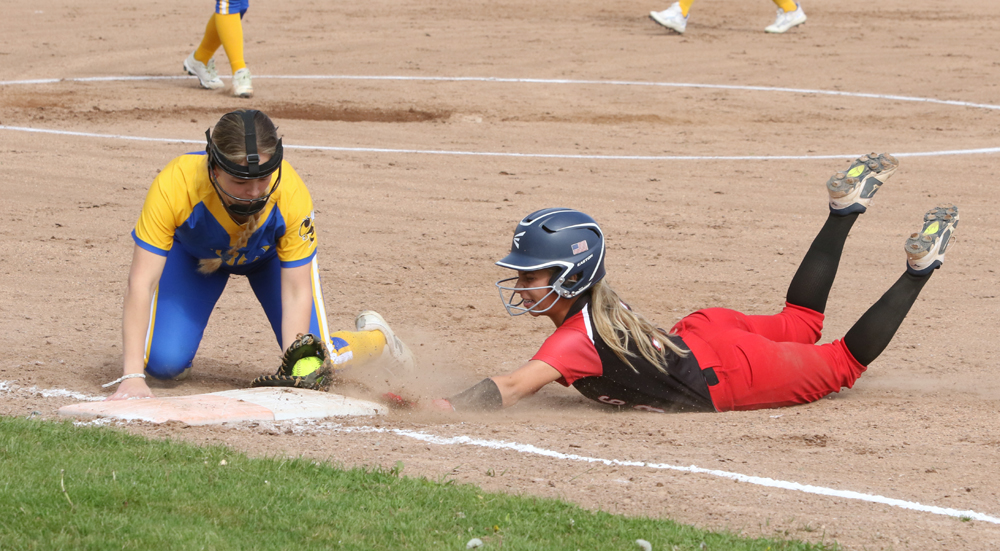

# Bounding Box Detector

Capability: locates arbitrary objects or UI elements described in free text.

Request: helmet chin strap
[226,200,266,217]
[207,162,274,219]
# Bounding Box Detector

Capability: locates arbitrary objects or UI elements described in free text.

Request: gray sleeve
[447,378,504,412]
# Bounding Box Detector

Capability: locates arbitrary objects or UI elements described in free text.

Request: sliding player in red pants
[435,154,959,413]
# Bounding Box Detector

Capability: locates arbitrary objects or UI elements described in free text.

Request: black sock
[785,213,859,314]
[843,272,932,366]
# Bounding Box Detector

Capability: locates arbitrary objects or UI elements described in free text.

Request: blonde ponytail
[197,211,261,274]
[589,280,687,374]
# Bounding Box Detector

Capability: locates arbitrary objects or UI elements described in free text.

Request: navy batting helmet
[495,208,606,315]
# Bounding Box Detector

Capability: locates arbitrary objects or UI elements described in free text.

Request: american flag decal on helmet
[571,240,589,254]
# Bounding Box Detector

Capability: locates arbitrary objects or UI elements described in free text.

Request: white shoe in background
[649,3,688,34]
[183,52,224,90]
[765,3,807,33]
[232,68,254,98]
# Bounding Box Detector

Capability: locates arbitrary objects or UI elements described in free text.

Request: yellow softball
[292,356,323,377]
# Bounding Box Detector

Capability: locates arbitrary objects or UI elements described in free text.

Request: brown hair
[210,110,279,163]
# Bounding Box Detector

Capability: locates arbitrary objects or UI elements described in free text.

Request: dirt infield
[3,0,1000,548]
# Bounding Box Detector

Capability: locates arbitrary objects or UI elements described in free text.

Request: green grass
[0,417,837,551]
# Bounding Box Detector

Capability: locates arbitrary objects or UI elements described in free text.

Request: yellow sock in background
[679,0,694,17]
[329,330,387,368]
[773,0,798,12]
[214,13,247,73]
[194,14,221,64]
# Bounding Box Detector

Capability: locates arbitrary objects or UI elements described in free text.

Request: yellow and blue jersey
[132,152,317,273]
[216,0,250,16]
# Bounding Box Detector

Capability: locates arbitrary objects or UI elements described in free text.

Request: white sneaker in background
[765,3,807,33]
[183,52,224,90]
[649,3,688,34]
[232,68,254,98]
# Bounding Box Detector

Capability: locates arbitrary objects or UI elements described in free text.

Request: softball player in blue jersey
[106,110,413,400]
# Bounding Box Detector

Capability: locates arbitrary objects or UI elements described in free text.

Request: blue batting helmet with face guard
[495,208,607,315]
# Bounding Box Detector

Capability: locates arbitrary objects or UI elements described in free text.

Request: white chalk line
[3,124,1000,162]
[0,380,104,402]
[6,380,997,526]
[2,74,1000,160]
[3,74,1000,113]
[329,424,1000,526]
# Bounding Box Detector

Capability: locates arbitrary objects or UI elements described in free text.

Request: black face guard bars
[206,110,284,217]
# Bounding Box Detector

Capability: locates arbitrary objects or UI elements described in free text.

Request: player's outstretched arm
[107,245,166,401]
[279,264,314,351]
[492,360,563,406]
[435,360,562,411]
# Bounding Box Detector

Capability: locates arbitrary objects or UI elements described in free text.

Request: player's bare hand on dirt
[106,378,154,401]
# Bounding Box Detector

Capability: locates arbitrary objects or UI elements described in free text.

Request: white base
[58,387,385,426]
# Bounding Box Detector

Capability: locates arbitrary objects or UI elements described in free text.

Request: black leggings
[785,213,930,366]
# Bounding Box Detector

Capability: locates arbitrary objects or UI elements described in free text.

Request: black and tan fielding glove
[250,333,332,391]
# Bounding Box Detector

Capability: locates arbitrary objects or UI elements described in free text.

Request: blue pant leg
[146,247,229,379]
[246,255,328,352]
[245,254,284,349]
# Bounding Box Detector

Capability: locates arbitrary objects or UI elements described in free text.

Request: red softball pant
[671,303,866,411]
